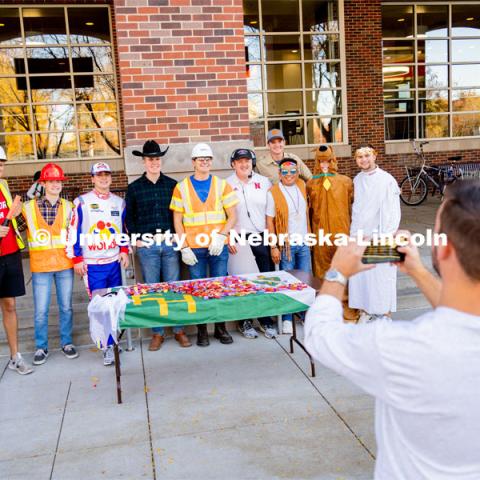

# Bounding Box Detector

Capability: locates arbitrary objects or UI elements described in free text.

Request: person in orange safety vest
[22,163,78,366]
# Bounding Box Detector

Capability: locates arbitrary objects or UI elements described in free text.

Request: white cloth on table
[88,289,130,349]
[349,167,401,314]
[304,294,480,480]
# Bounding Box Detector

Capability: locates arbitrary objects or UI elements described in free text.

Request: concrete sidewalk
[1,328,375,480]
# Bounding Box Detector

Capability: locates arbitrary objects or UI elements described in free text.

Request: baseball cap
[267,129,285,143]
[90,162,112,175]
[0,145,6,161]
[230,148,255,162]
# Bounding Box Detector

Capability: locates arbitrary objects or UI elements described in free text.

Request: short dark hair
[440,180,480,281]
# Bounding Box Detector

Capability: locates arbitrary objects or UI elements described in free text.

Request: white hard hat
[191,143,213,159]
[0,145,6,161]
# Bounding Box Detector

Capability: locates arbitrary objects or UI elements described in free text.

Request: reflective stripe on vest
[178,177,227,227]
[0,180,25,249]
[25,199,70,251]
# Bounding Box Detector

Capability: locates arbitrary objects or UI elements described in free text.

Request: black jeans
[244,233,275,328]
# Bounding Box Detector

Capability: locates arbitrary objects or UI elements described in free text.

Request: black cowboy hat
[132,140,169,157]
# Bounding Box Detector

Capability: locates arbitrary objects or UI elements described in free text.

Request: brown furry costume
[306,146,358,321]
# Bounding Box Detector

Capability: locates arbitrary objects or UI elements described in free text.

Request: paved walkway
[0,198,441,479]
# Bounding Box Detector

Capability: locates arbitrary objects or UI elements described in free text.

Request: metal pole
[121,257,134,351]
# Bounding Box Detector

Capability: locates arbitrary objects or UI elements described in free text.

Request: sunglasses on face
[195,157,212,163]
[280,169,298,176]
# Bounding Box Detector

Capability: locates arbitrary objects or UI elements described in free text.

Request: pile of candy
[124,276,307,300]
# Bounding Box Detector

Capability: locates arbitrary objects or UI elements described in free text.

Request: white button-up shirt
[305,295,480,480]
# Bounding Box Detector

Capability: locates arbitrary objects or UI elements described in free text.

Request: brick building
[1,0,479,194]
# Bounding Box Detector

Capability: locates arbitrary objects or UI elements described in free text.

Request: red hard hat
[39,163,68,182]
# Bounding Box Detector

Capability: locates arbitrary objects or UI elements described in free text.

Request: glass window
[381,5,414,38]
[302,0,338,32]
[0,9,22,46]
[452,5,480,37]
[0,6,120,162]
[383,3,480,140]
[23,8,67,45]
[261,0,299,32]
[417,5,448,37]
[244,0,345,145]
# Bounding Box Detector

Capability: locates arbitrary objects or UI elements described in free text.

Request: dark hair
[440,179,480,281]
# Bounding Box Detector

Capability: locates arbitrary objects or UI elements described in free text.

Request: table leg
[289,313,316,377]
[114,330,125,404]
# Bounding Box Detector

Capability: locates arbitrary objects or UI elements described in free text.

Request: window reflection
[0,134,35,161]
[302,0,338,32]
[417,40,447,63]
[33,104,75,131]
[249,120,265,146]
[381,5,413,38]
[452,65,480,88]
[248,93,264,119]
[305,62,340,90]
[385,116,415,141]
[416,5,448,37]
[67,7,110,45]
[261,0,299,32]
[243,0,260,32]
[0,9,22,46]
[452,89,480,112]
[0,49,24,76]
[266,91,302,116]
[306,90,341,116]
[418,90,448,114]
[245,35,261,62]
[383,40,414,64]
[23,8,67,45]
[77,103,117,130]
[453,114,480,137]
[74,75,116,102]
[266,64,301,90]
[304,34,339,61]
[452,5,480,37]
[265,35,300,61]
[35,131,78,159]
[307,117,342,144]
[419,114,449,138]
[71,46,113,73]
[247,64,262,91]
[452,40,480,63]
[0,105,32,134]
[79,130,119,157]
[418,65,448,89]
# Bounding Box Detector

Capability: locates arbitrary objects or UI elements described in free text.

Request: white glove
[208,231,226,256]
[181,247,198,266]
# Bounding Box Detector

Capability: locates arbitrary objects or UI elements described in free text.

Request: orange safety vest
[173,176,236,248]
[0,179,25,249]
[23,198,73,273]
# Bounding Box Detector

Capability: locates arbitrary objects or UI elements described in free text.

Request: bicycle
[399,140,464,206]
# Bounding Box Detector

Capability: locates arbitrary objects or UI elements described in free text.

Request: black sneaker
[62,344,79,359]
[33,348,48,365]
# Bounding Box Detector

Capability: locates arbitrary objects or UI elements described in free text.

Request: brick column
[113,0,250,149]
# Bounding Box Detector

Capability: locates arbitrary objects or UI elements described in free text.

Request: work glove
[208,231,226,256]
[181,247,198,266]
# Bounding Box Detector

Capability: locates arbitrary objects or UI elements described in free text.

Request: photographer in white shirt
[305,180,480,480]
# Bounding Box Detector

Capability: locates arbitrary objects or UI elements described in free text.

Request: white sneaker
[8,353,34,375]
[103,346,115,366]
[258,323,277,339]
[282,320,293,335]
[358,312,374,324]
[238,320,258,339]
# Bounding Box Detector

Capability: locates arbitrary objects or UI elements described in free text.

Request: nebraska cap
[90,162,112,175]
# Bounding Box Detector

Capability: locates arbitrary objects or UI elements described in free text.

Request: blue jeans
[188,246,229,279]
[137,243,183,335]
[32,268,74,350]
[280,244,312,321]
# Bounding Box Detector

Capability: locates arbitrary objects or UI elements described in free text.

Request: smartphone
[361,245,405,264]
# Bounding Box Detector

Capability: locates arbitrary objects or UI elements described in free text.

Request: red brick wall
[113,0,250,146]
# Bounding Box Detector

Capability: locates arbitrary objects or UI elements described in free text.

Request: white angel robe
[348,167,401,314]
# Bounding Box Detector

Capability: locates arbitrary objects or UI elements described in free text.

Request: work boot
[148,334,164,351]
[214,322,233,344]
[196,324,210,347]
[175,331,192,348]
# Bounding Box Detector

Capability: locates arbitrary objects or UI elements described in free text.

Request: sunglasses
[195,157,212,163]
[280,169,298,176]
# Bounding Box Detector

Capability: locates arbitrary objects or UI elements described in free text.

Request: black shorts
[0,251,26,298]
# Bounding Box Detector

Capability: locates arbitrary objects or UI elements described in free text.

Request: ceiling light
[466,17,474,21]
[250,20,257,25]
[291,49,298,53]
[397,18,405,22]
[0,23,4,27]
[85,22,94,26]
